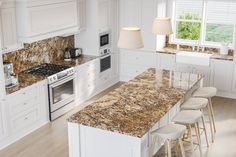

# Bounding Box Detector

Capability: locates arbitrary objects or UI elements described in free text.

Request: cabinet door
[232,64,236,92]
[0,101,7,140]
[78,0,86,31]
[0,8,19,53]
[26,1,78,36]
[156,53,176,70]
[211,59,233,92]
[98,0,111,31]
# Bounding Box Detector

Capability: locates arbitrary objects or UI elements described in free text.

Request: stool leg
[202,116,209,147]
[178,138,186,157]
[209,98,216,133]
[195,123,203,157]
[207,103,215,142]
[197,123,201,144]
[165,141,168,157]
[167,140,172,157]
[188,124,194,152]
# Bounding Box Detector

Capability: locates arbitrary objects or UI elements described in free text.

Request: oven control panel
[48,67,75,84]
[100,48,111,56]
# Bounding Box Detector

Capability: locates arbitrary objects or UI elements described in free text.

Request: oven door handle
[100,54,111,59]
[49,74,75,88]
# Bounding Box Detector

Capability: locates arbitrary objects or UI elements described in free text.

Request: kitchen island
[68,68,203,157]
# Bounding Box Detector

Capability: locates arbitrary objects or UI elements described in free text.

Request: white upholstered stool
[172,110,203,157]
[181,98,209,147]
[150,124,186,157]
[193,87,217,142]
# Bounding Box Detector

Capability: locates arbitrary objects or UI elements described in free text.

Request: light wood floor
[0,83,236,157]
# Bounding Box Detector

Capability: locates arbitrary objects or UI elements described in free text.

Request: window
[174,0,203,42]
[172,0,236,47]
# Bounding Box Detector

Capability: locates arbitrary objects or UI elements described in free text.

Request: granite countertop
[157,47,234,61]
[68,68,202,138]
[6,55,99,95]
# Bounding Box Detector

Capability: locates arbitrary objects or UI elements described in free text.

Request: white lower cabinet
[210,59,234,97]
[232,63,236,92]
[75,59,100,104]
[75,57,119,105]
[0,80,49,150]
[0,101,7,141]
[120,50,156,81]
[156,53,176,70]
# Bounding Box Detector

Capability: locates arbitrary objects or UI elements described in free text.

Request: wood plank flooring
[0,83,236,157]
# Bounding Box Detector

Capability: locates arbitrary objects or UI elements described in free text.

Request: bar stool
[172,110,204,157]
[181,97,209,147]
[150,124,186,157]
[193,87,217,142]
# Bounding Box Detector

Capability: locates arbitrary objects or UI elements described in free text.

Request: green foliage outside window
[176,13,201,40]
[206,24,233,44]
[175,13,234,44]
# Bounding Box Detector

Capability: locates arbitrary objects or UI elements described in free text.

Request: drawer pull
[24,117,28,120]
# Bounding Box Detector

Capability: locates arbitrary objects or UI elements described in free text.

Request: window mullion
[201,1,207,46]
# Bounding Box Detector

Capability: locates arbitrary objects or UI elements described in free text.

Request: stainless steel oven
[49,74,75,120]
[100,53,111,73]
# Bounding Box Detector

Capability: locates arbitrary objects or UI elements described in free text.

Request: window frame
[170,0,236,48]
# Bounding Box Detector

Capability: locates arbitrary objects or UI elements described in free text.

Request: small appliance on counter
[3,62,18,88]
[64,48,82,61]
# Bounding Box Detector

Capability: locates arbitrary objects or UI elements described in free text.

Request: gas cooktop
[25,63,70,77]
[25,63,75,84]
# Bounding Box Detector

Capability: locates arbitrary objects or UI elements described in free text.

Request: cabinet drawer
[120,51,155,66]
[7,85,38,105]
[11,109,39,132]
[9,97,39,115]
[120,64,149,77]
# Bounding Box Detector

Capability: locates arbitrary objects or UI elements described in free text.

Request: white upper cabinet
[98,0,111,32]
[0,1,22,53]
[77,0,86,31]
[16,0,79,43]
[210,59,234,93]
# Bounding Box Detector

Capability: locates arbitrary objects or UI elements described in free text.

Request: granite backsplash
[2,36,74,74]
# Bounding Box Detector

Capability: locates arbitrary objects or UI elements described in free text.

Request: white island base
[68,101,182,157]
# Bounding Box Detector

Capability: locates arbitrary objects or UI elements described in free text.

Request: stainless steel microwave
[99,31,111,49]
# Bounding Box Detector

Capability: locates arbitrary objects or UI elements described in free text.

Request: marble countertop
[6,55,98,95]
[157,47,234,61]
[68,68,202,138]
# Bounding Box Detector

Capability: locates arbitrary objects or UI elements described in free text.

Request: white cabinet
[16,0,79,43]
[0,100,7,140]
[119,0,157,51]
[6,81,49,133]
[156,52,176,70]
[210,59,234,94]
[233,63,236,92]
[0,2,22,53]
[0,80,49,149]
[75,59,100,104]
[98,0,111,31]
[78,0,86,31]
[120,50,155,81]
